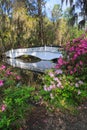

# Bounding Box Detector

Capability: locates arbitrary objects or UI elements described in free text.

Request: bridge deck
[5,47,62,60]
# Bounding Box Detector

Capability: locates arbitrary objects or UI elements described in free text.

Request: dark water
[1,58,45,87]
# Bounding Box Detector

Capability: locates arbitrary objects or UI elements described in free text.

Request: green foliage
[39,71,87,112]
[0,64,39,129]
[68,26,84,41]
[52,4,62,22]
[0,86,35,129]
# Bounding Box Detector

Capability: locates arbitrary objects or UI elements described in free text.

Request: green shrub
[0,85,36,129]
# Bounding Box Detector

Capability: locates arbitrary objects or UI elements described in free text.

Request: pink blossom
[74,67,77,73]
[73,54,78,60]
[47,87,51,91]
[57,80,62,87]
[79,61,83,66]
[78,80,84,85]
[69,46,75,51]
[0,80,4,86]
[1,104,6,112]
[6,70,11,75]
[16,75,21,80]
[0,65,6,70]
[77,51,81,55]
[49,85,54,89]
[55,69,63,74]
[49,72,54,77]
[75,83,79,87]
[55,57,66,69]
[70,71,73,75]
[57,57,64,66]
[54,77,59,82]
[44,85,47,91]
[57,83,61,88]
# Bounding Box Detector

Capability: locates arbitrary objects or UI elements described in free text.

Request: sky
[45,0,81,22]
[45,0,69,18]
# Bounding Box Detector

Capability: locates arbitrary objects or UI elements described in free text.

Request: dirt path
[25,102,87,130]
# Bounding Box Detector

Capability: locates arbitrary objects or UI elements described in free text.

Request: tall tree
[26,0,46,45]
[63,7,78,26]
[52,4,62,23]
[0,0,13,50]
[37,0,45,45]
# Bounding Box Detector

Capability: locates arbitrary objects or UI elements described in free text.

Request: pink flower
[44,85,47,91]
[57,57,64,66]
[0,80,4,86]
[55,69,63,74]
[70,71,73,75]
[79,61,83,66]
[69,46,75,51]
[74,67,77,73]
[57,83,61,87]
[16,75,21,80]
[49,72,54,78]
[78,80,84,85]
[54,77,59,82]
[0,65,6,70]
[47,87,51,91]
[75,83,79,87]
[6,70,11,75]
[1,104,6,112]
[73,54,78,60]
[49,84,55,90]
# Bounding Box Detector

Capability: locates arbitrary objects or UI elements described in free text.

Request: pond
[4,58,56,73]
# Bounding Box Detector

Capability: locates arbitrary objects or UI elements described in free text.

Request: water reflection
[5,58,56,72]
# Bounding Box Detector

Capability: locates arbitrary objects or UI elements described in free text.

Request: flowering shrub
[0,64,39,129]
[40,34,87,111]
[56,33,87,75]
[0,64,21,88]
[40,70,87,111]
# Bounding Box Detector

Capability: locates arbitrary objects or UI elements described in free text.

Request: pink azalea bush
[0,64,21,87]
[56,33,87,75]
[0,64,38,129]
[40,33,87,111]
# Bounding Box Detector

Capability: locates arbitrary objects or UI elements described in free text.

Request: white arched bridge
[5,46,62,60]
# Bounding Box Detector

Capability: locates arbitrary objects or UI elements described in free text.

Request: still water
[4,58,56,73]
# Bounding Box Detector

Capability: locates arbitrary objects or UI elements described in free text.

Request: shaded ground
[22,102,87,130]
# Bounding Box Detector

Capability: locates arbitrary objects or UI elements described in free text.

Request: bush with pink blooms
[0,64,21,88]
[0,64,39,129]
[56,33,87,76]
[39,34,87,111]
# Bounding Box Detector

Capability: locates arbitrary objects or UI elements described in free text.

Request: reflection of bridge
[5,46,62,60]
[5,58,56,72]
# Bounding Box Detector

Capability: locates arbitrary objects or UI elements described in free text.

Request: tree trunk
[37,0,44,45]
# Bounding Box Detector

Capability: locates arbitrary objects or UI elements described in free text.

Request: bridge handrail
[5,46,60,55]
